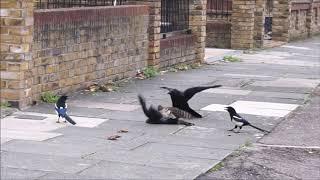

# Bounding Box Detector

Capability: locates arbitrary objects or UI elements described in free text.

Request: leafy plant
[41,92,59,103]
[223,55,242,62]
[1,102,11,108]
[209,162,224,172]
[174,64,189,71]
[143,66,159,78]
[190,62,202,69]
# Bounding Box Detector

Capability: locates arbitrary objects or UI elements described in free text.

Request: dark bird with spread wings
[161,85,222,118]
[138,94,194,126]
[55,95,76,125]
[225,106,270,133]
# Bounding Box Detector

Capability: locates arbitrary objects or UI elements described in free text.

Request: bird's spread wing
[160,87,174,92]
[183,85,221,101]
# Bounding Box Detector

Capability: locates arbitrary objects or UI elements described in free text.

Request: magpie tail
[138,94,149,118]
[209,85,222,89]
[65,114,76,125]
[249,124,270,133]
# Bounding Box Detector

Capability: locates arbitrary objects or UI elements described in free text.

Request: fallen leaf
[118,129,129,133]
[107,135,121,140]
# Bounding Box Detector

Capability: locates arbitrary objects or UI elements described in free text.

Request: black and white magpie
[161,85,222,118]
[55,95,76,125]
[225,106,270,133]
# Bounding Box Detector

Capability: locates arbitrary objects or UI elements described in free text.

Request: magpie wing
[183,85,222,101]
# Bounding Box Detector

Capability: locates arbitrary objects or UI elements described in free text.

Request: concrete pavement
[1,36,320,179]
[197,86,320,180]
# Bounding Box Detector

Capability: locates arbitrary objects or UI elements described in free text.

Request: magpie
[161,85,222,118]
[55,95,76,125]
[225,106,270,133]
[138,94,194,126]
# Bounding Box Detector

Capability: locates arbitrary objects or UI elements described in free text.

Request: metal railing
[207,0,232,18]
[35,0,127,9]
[160,0,190,34]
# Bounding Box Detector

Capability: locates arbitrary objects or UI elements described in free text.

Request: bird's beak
[224,107,228,111]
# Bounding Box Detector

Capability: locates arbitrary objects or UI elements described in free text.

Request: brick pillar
[231,0,256,49]
[272,0,291,42]
[306,0,314,37]
[254,0,266,48]
[0,0,34,109]
[126,0,161,68]
[189,0,207,63]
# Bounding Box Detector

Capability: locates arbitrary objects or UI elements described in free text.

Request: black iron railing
[160,0,190,34]
[207,0,232,18]
[35,0,127,9]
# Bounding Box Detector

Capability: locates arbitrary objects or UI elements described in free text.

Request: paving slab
[248,91,307,100]
[223,73,273,79]
[132,142,232,160]
[230,101,299,111]
[1,167,47,180]
[34,172,101,179]
[133,133,253,150]
[13,114,47,120]
[1,130,62,142]
[251,78,320,88]
[10,111,108,128]
[203,88,252,95]
[1,140,105,158]
[85,149,218,173]
[201,100,299,117]
[79,160,203,180]
[1,151,100,174]
[69,101,140,111]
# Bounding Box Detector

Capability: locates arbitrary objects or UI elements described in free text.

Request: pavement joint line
[171,126,187,135]
[153,142,236,151]
[75,159,104,175]
[254,143,320,149]
[129,141,151,151]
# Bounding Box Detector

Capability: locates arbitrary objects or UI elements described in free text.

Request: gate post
[272,0,291,42]
[231,0,256,49]
[254,0,266,48]
[189,0,207,63]
[0,0,34,109]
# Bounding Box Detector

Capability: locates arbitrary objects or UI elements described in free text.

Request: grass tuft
[41,92,59,103]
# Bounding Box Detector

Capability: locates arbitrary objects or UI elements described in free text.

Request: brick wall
[0,0,34,108]
[310,1,320,35]
[289,2,310,40]
[206,0,232,48]
[30,6,149,101]
[159,34,196,68]
[273,0,320,42]
[1,0,207,109]
[206,20,231,48]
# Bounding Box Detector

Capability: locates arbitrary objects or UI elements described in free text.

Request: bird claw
[56,121,60,123]
[63,121,67,123]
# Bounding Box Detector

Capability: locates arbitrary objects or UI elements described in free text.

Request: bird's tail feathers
[209,85,222,89]
[160,87,173,91]
[249,124,270,133]
[65,114,76,125]
[138,94,150,118]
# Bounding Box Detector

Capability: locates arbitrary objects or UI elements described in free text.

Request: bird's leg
[234,126,242,133]
[228,125,237,131]
[56,116,60,123]
[63,117,67,123]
